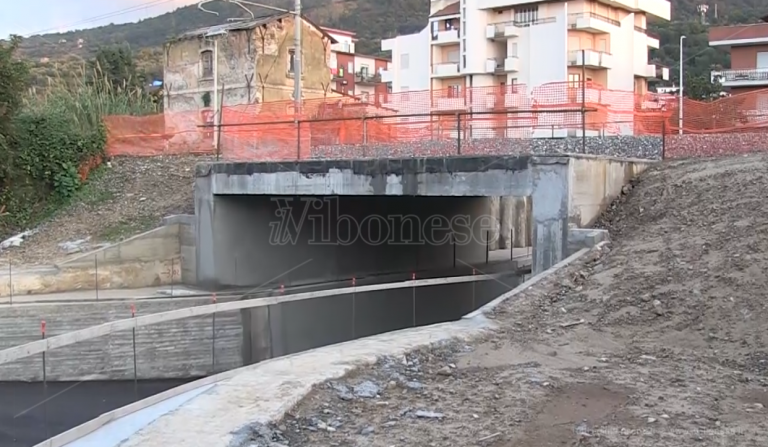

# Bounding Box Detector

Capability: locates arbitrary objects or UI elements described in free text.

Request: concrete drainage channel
[0,270,523,447]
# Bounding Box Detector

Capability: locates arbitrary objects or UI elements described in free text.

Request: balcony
[568,12,619,34]
[485,58,502,74]
[505,56,520,72]
[713,68,768,88]
[636,64,657,78]
[432,29,460,45]
[485,21,519,40]
[596,0,670,20]
[635,26,660,49]
[355,71,382,85]
[432,62,460,77]
[568,50,612,69]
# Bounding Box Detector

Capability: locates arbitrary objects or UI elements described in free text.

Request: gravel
[252,153,768,447]
[0,155,212,266]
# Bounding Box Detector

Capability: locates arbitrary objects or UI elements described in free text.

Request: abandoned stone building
[163,13,337,113]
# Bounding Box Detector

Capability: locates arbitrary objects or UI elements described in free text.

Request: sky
[1,0,200,37]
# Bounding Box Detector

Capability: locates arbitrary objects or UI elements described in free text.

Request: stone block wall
[0,297,242,382]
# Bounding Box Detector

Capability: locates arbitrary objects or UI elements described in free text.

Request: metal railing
[717,68,768,83]
[355,71,382,84]
[569,12,621,27]
[490,16,556,35]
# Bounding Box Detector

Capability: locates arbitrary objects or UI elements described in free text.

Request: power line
[22,0,178,37]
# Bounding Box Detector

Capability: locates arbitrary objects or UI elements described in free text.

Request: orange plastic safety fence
[103,83,768,161]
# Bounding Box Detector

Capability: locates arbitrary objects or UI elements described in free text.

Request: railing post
[8,256,12,306]
[581,50,587,154]
[411,272,417,327]
[457,113,462,155]
[296,120,301,160]
[41,320,49,439]
[661,119,666,160]
[131,304,138,401]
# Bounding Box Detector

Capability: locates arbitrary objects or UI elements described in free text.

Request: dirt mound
[589,154,768,374]
[0,155,212,266]
[270,154,768,447]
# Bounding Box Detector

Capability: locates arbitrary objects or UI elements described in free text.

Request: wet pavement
[0,380,191,447]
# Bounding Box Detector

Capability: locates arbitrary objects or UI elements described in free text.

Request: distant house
[709,14,768,95]
[163,13,338,113]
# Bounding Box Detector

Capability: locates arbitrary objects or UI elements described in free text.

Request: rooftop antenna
[697,4,709,25]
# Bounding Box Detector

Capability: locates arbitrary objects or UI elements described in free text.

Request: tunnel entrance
[202,195,497,289]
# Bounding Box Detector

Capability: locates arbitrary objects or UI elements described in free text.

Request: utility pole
[294,0,302,114]
[198,0,302,112]
[679,35,686,135]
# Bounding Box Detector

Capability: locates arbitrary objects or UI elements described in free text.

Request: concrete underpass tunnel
[204,195,505,289]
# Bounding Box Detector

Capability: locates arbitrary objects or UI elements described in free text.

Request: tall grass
[24,63,160,134]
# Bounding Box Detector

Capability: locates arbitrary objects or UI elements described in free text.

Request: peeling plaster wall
[164,16,333,113]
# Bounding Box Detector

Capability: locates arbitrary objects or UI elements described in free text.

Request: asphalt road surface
[0,380,190,447]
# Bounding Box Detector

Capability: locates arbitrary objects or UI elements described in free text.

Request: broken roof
[172,13,337,43]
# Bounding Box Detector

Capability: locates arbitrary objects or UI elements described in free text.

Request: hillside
[18,0,426,60]
[15,0,768,88]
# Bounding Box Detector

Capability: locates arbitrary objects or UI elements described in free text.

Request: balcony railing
[569,12,620,27]
[355,72,382,84]
[717,68,768,83]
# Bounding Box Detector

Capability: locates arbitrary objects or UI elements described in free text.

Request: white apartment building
[381,28,431,93]
[427,0,670,98]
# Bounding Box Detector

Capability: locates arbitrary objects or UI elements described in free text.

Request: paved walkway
[112,318,489,447]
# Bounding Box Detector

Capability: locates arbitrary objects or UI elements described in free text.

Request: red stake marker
[352,277,356,286]
[130,304,136,317]
[280,284,285,294]
[212,293,217,304]
[41,320,46,336]
[412,273,416,280]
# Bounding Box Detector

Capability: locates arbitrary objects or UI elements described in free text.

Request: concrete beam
[196,156,534,197]
[531,157,570,275]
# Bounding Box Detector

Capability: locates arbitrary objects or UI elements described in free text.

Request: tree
[684,73,722,100]
[88,44,142,90]
[0,36,30,135]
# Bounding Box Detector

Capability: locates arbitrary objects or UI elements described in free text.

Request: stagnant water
[0,380,192,447]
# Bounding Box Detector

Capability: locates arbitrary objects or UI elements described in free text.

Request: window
[514,6,539,24]
[463,54,466,68]
[757,51,768,69]
[448,84,462,98]
[201,50,213,78]
[598,38,608,53]
[400,53,410,69]
[568,73,581,87]
[445,19,454,30]
[359,64,369,76]
[288,49,296,73]
[431,21,439,40]
[511,42,518,57]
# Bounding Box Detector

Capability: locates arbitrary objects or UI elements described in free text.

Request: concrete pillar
[531,158,570,275]
[488,197,500,251]
[194,172,217,288]
[511,196,532,249]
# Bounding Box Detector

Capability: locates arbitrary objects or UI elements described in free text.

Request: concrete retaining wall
[0,216,198,297]
[0,274,517,382]
[0,297,242,382]
[243,276,515,364]
[568,154,654,226]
